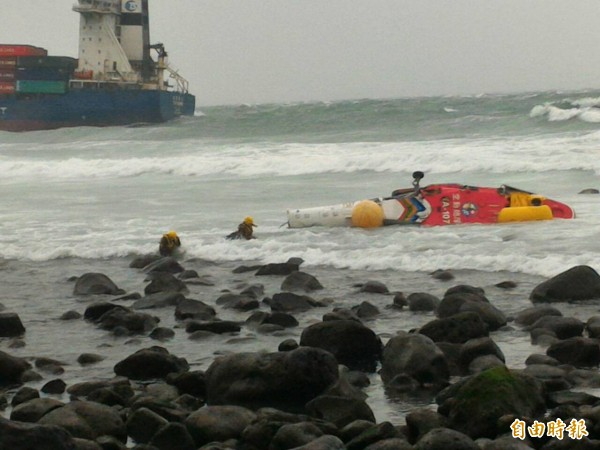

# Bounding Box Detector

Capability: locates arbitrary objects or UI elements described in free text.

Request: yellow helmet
[244,216,257,226]
[166,230,178,239]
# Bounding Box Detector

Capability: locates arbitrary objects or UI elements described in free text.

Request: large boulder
[439,366,546,439]
[96,307,158,334]
[73,273,124,296]
[0,350,30,387]
[184,405,256,448]
[514,305,562,326]
[205,347,338,411]
[546,337,600,367]
[0,313,25,337]
[419,312,489,344]
[0,417,77,450]
[281,272,324,292]
[267,292,320,313]
[175,298,216,321]
[526,316,584,340]
[437,290,506,331]
[300,320,382,372]
[530,265,600,303]
[114,347,189,380]
[38,400,126,442]
[380,332,449,390]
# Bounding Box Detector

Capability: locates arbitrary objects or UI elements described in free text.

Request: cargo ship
[0,0,195,132]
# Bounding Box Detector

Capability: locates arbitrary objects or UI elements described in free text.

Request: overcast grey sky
[1,1,599,105]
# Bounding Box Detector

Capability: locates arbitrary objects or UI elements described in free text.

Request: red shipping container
[0,57,17,67]
[0,81,15,94]
[0,45,47,57]
[0,69,15,81]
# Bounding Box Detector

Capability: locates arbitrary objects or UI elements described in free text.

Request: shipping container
[0,45,47,57]
[0,81,16,94]
[0,69,15,81]
[16,80,67,95]
[0,57,17,68]
[17,56,77,71]
[15,67,71,81]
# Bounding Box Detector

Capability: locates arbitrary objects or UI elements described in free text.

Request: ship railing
[164,64,190,94]
[73,0,120,14]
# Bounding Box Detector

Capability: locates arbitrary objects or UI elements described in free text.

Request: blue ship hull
[0,89,196,131]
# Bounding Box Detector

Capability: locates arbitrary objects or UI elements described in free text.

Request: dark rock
[280,435,345,450]
[72,438,103,450]
[0,350,31,387]
[144,274,187,295]
[323,308,361,322]
[114,347,189,380]
[149,327,175,341]
[184,405,256,447]
[515,305,563,326]
[468,355,506,374]
[87,387,129,407]
[305,394,376,428]
[431,269,455,281]
[300,320,382,372]
[205,347,338,411]
[413,428,479,450]
[525,354,559,366]
[178,269,199,279]
[419,311,489,344]
[216,293,259,311]
[392,292,408,309]
[458,337,505,372]
[166,370,206,398]
[438,290,506,331]
[281,271,324,292]
[359,280,389,294]
[363,438,413,450]
[60,310,82,320]
[38,400,127,442]
[130,254,162,269]
[0,312,25,337]
[495,280,518,289]
[442,366,546,439]
[547,390,600,407]
[0,416,77,450]
[269,422,324,450]
[340,420,375,443]
[268,292,319,313]
[133,291,185,310]
[115,292,142,301]
[345,422,397,450]
[74,273,125,296]
[444,285,485,297]
[351,301,380,319]
[84,303,123,322]
[586,316,600,339]
[185,320,241,334]
[408,292,440,312]
[10,386,39,407]
[256,262,300,276]
[279,339,299,351]
[10,398,64,422]
[67,377,131,398]
[406,407,449,443]
[41,379,67,395]
[149,422,196,450]
[247,311,299,329]
[77,353,105,365]
[97,307,158,334]
[381,332,449,389]
[142,257,184,274]
[126,407,169,444]
[546,337,600,367]
[527,316,584,340]
[579,188,600,194]
[232,265,262,274]
[530,265,600,303]
[175,298,216,321]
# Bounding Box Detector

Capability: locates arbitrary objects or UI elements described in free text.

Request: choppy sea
[1,91,600,423]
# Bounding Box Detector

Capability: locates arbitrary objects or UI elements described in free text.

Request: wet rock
[546,337,600,367]
[419,311,489,344]
[586,316,600,339]
[0,312,25,337]
[579,188,600,194]
[77,353,105,366]
[38,400,126,442]
[358,280,389,294]
[523,364,571,392]
[458,337,505,373]
[431,269,455,281]
[351,301,380,319]
[97,307,158,334]
[84,302,123,322]
[239,284,265,299]
[495,280,518,289]
[0,416,77,450]
[363,438,414,450]
[300,320,382,372]
[0,350,31,387]
[380,332,449,389]
[413,427,479,450]
[306,394,375,428]
[286,435,346,450]
[166,370,206,398]
[530,265,600,303]
[174,298,216,321]
[391,292,408,309]
[267,292,320,313]
[468,355,506,374]
[216,293,259,311]
[408,292,440,312]
[440,366,546,439]
[256,262,300,276]
[438,289,506,331]
[74,273,125,296]
[269,422,324,450]
[246,311,299,329]
[185,320,241,334]
[130,254,162,269]
[142,256,184,274]
[514,305,562,326]
[345,421,398,450]
[279,339,299,351]
[144,273,188,295]
[60,310,82,320]
[126,407,169,444]
[281,271,324,292]
[10,398,64,422]
[133,291,185,310]
[67,377,131,398]
[10,386,39,407]
[41,379,67,395]
[547,390,600,408]
[184,405,256,448]
[405,407,449,443]
[205,347,338,411]
[525,354,559,366]
[149,327,175,341]
[526,316,584,340]
[233,265,262,274]
[323,308,361,322]
[149,422,196,450]
[114,347,189,380]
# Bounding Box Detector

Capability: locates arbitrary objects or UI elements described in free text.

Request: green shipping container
[16,80,67,94]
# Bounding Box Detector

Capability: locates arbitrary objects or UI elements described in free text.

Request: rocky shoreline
[2,256,600,449]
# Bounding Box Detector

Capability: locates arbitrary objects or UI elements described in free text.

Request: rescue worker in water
[159,231,181,256]
[226,216,257,240]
